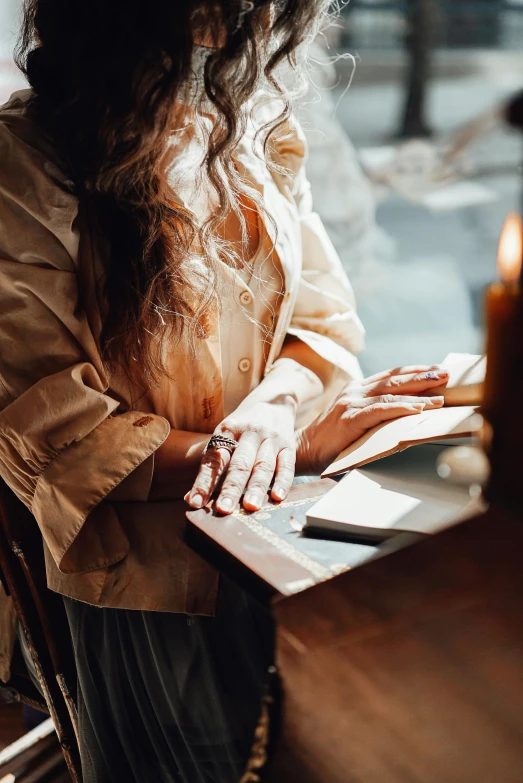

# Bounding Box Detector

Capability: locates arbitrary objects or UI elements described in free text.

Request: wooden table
[186,447,523,783]
[186,445,473,600]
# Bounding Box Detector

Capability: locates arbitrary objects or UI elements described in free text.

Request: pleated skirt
[63,576,275,783]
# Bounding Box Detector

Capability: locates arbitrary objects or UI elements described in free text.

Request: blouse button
[240,291,253,306]
[238,358,251,373]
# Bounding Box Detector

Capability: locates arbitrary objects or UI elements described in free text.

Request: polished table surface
[186,444,474,601]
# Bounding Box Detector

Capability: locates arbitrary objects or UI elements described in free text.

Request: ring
[204,434,239,456]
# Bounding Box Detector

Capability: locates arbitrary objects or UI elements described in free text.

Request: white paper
[307,471,421,533]
[309,447,475,538]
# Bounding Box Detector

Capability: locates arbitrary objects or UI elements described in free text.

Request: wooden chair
[0,479,82,782]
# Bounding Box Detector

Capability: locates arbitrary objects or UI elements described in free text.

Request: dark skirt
[64,576,275,783]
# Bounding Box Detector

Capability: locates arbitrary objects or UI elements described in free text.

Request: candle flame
[497,213,523,284]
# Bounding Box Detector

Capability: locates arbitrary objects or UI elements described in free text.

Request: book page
[322,407,479,478]
[322,414,425,477]
[438,353,486,406]
[402,406,480,444]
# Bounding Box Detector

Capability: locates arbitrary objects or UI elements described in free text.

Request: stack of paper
[307,448,476,541]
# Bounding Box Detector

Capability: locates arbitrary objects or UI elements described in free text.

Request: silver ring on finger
[204,434,239,456]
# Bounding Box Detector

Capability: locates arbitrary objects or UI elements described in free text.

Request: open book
[323,354,485,479]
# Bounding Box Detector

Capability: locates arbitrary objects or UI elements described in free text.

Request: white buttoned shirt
[220,217,285,414]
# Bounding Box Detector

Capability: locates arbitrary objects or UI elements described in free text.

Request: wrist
[267,357,324,407]
[236,391,298,420]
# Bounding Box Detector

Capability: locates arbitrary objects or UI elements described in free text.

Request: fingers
[363,369,449,397]
[209,434,296,514]
[362,365,441,384]
[349,394,445,410]
[271,447,297,503]
[348,401,426,436]
[188,428,295,515]
[215,433,260,515]
[243,441,297,510]
[243,439,278,512]
[185,446,232,509]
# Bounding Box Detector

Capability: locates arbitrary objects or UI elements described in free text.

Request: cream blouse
[221,212,285,414]
[0,89,365,627]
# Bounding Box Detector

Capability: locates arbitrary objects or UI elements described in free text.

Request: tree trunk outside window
[399,0,437,139]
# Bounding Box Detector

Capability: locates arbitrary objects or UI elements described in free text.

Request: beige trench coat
[0,90,365,675]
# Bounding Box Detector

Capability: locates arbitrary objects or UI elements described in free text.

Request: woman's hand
[347,365,449,400]
[183,363,448,514]
[185,397,297,514]
[185,356,323,514]
[297,365,449,474]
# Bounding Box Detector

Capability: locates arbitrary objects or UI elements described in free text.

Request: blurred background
[1,0,523,374]
[301,1,523,374]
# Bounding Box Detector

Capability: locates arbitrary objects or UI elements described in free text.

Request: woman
[0,1,447,781]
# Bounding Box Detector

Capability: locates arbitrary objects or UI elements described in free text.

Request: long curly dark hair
[16,0,330,386]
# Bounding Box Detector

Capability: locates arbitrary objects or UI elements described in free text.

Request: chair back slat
[0,479,82,782]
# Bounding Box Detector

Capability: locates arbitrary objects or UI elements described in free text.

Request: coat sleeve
[270,115,366,383]
[0,122,170,574]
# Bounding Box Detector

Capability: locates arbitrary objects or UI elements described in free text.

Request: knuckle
[233,457,252,474]
[363,402,382,414]
[379,394,396,405]
[279,451,296,468]
[196,462,215,479]
[254,457,275,474]
[216,421,235,436]
[260,429,278,441]
[221,476,244,494]
[202,451,222,470]
[248,480,269,494]
[192,480,209,495]
[387,377,402,389]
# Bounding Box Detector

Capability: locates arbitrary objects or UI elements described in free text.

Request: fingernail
[219,497,233,512]
[423,371,448,381]
[272,485,286,501]
[190,493,204,508]
[410,403,426,411]
[244,493,262,509]
[424,397,444,407]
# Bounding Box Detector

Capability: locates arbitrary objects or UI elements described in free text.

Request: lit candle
[483,213,523,415]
